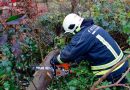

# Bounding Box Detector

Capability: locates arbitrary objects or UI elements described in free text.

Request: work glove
[43,49,60,67]
[50,55,60,65]
[43,49,60,77]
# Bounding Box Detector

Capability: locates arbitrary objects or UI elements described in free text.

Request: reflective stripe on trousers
[91,51,124,70]
[93,62,125,75]
[92,52,124,76]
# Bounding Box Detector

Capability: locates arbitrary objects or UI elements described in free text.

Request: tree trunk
[26,49,59,90]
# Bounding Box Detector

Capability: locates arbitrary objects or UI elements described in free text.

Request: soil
[109,31,130,51]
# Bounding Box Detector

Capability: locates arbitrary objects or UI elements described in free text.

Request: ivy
[0,0,130,89]
[48,61,97,90]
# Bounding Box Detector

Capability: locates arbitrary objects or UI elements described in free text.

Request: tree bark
[26,49,60,90]
[71,0,79,13]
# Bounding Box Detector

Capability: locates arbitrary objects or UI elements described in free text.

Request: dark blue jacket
[52,19,128,77]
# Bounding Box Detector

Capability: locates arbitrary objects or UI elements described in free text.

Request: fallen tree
[26,49,59,90]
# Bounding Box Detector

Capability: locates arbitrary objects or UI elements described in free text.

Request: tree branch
[116,67,130,84]
[95,84,130,90]
[91,55,130,90]
[70,0,79,13]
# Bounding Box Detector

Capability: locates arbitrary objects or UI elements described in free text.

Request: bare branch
[116,67,130,84]
[95,84,130,90]
[91,55,130,90]
[71,0,79,13]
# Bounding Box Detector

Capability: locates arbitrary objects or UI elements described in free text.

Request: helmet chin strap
[73,26,81,35]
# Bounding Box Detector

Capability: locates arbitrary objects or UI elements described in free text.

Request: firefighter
[50,13,128,83]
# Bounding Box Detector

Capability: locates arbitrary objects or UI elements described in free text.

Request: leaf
[67,79,80,86]
[69,86,76,90]
[0,10,2,15]
[6,67,11,74]
[0,69,5,76]
[105,88,111,90]
[4,81,10,90]
[102,20,109,26]
[6,14,25,22]
[126,72,130,83]
[127,12,130,18]
[2,61,10,67]
[123,23,130,34]
[128,37,130,45]
[124,50,130,54]
[122,21,127,26]
[0,23,3,30]
[6,16,20,22]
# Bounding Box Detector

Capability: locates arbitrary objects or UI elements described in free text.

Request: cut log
[26,49,60,90]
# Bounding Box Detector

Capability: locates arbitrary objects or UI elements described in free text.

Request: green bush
[48,61,97,90]
[91,0,130,44]
[0,0,130,90]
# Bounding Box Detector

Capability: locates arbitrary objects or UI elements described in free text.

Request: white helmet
[63,13,84,33]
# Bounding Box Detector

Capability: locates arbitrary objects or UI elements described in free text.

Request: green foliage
[39,13,66,36]
[90,0,130,46]
[45,1,130,89]
[40,1,130,89]
[49,61,97,90]
[128,36,130,45]
[0,0,130,90]
[126,71,130,83]
[39,12,97,90]
[54,36,66,49]
[91,0,130,33]
[39,12,71,49]
[0,25,40,89]
[90,0,130,47]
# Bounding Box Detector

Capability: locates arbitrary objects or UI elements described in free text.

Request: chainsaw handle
[56,63,70,70]
[50,59,57,76]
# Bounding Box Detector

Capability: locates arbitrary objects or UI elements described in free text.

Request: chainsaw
[32,63,73,77]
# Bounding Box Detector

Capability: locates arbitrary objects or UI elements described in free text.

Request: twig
[88,0,92,17]
[71,0,78,13]
[116,67,130,84]
[95,84,130,90]
[38,36,44,61]
[91,55,130,90]
[95,68,130,90]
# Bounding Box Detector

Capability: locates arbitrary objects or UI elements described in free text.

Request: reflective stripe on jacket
[52,21,128,76]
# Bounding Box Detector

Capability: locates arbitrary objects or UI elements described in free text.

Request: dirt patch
[109,31,130,51]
